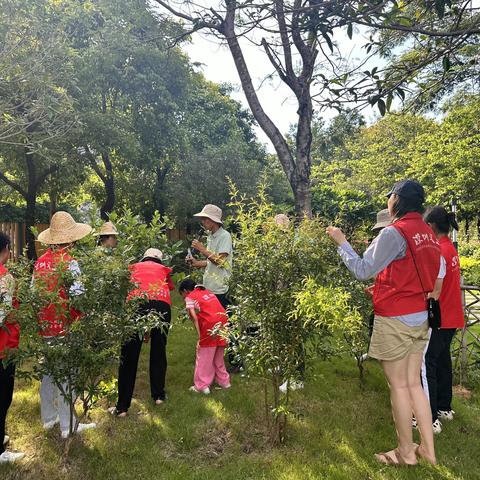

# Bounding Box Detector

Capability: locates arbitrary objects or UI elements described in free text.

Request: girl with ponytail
[423,206,464,432]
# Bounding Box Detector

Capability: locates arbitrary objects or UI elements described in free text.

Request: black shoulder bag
[396,227,442,330]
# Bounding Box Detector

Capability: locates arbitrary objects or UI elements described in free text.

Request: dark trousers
[215,293,239,367]
[0,361,15,455]
[425,328,457,422]
[116,301,171,412]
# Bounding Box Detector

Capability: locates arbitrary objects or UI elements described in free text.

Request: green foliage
[6,212,180,449]
[228,185,371,443]
[310,180,375,234]
[459,256,480,286]
[103,210,183,264]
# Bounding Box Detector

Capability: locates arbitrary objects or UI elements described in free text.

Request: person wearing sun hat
[372,208,393,233]
[187,204,233,308]
[33,211,96,438]
[109,247,175,416]
[94,221,118,249]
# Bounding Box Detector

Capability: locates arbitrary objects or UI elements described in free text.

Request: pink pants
[194,346,230,390]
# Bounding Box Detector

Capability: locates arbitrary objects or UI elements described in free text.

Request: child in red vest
[0,232,24,463]
[109,248,174,416]
[34,211,96,438]
[179,279,230,394]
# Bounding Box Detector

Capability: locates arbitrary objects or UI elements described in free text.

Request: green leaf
[347,23,353,40]
[322,33,334,53]
[386,93,393,112]
[377,98,386,116]
[435,0,445,18]
[442,56,451,72]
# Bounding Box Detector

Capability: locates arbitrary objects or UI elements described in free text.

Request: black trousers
[116,301,171,412]
[424,328,457,422]
[214,293,239,368]
[0,361,15,455]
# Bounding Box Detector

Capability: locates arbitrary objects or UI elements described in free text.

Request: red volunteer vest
[0,264,20,358]
[34,249,82,337]
[128,261,174,305]
[374,212,441,317]
[438,237,464,329]
[186,288,227,347]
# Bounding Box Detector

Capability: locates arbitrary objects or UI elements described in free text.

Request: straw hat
[37,211,92,245]
[94,221,118,237]
[193,204,223,224]
[274,213,290,228]
[372,209,393,231]
[141,248,163,261]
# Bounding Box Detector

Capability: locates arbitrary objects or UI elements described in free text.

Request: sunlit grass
[1,306,479,479]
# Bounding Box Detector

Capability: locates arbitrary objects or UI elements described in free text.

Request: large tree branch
[151,0,220,30]
[223,0,296,184]
[36,164,59,188]
[0,170,26,198]
[84,146,107,183]
[274,0,297,85]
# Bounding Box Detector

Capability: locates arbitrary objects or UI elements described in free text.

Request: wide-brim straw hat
[193,204,223,224]
[93,221,118,236]
[372,208,393,231]
[37,211,92,245]
[141,248,163,261]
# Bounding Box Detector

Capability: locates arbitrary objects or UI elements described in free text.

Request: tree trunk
[25,192,37,260]
[24,147,38,260]
[152,165,170,216]
[49,190,57,218]
[221,5,315,215]
[100,152,115,221]
[294,93,314,218]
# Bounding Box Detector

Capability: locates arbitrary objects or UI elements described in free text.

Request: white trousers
[40,374,75,432]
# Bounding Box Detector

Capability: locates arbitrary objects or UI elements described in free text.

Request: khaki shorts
[368,315,429,362]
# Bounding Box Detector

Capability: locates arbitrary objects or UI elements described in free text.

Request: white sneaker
[360,353,369,362]
[412,417,418,429]
[61,422,97,439]
[189,386,210,395]
[43,418,59,430]
[0,450,25,463]
[279,380,305,393]
[3,435,9,446]
[432,419,442,434]
[438,410,455,421]
[214,383,231,390]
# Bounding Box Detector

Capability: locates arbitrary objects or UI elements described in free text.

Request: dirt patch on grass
[453,384,473,399]
[197,421,233,459]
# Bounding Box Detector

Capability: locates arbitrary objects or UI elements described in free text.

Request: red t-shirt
[0,264,20,358]
[438,237,464,329]
[33,248,82,337]
[128,261,174,304]
[185,287,228,347]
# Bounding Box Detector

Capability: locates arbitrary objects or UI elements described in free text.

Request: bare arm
[187,307,201,337]
[428,278,444,300]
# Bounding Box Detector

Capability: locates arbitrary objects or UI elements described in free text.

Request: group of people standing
[0,183,466,467]
[327,179,464,466]
[0,203,233,463]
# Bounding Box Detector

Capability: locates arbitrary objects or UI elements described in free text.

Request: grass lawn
[1,310,479,480]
